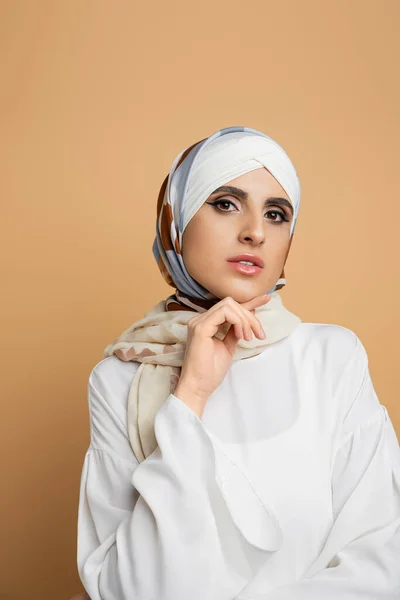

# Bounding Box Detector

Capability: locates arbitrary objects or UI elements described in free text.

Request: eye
[208,199,289,223]
[208,199,237,211]
[267,210,287,222]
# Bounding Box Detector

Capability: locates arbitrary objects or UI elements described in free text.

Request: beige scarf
[103,291,301,462]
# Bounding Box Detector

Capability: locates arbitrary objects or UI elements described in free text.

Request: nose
[239,213,266,245]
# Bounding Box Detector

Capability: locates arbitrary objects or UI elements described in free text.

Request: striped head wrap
[152,125,301,312]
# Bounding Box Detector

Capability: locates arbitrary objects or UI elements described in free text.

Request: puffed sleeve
[245,336,400,599]
[77,362,283,600]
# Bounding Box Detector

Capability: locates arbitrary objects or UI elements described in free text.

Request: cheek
[183,213,222,253]
[186,234,220,267]
[264,236,291,267]
[182,221,225,278]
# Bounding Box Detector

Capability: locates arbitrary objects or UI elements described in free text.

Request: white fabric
[77,323,400,599]
[175,131,301,236]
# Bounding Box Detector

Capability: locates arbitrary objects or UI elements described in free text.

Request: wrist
[173,382,209,418]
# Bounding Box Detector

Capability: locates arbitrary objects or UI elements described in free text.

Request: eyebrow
[210,185,294,215]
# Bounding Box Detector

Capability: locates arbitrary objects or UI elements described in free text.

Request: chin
[213,284,266,304]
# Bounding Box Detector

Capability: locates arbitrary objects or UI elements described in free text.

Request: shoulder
[291,321,363,365]
[86,356,141,457]
[294,320,359,345]
[292,322,377,422]
[89,355,140,400]
[291,321,370,397]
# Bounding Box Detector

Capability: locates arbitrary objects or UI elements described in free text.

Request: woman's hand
[174,294,271,416]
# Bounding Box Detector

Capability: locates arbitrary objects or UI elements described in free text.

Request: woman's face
[181,167,294,303]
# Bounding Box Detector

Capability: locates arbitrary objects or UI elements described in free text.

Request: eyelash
[208,199,290,223]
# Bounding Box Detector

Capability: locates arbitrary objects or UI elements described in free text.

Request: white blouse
[77,322,400,599]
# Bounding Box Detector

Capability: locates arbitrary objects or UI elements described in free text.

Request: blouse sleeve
[77,364,283,600]
[245,337,400,599]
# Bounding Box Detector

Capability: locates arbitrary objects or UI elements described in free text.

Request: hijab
[104,126,302,462]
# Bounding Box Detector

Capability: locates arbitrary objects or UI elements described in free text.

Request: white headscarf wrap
[152,126,301,302]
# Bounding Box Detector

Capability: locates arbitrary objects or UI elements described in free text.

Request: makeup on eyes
[208,185,293,216]
[207,198,290,223]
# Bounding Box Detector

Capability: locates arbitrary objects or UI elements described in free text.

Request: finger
[190,305,246,341]
[241,293,271,311]
[221,301,263,341]
[188,294,269,340]
[190,294,270,326]
[217,301,255,340]
[221,298,267,340]
[223,306,251,341]
[240,305,266,339]
[224,300,265,340]
[222,323,241,355]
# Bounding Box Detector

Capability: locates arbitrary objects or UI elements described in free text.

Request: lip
[227,254,264,268]
[227,262,262,276]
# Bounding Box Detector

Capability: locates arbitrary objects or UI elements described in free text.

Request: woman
[76,126,400,599]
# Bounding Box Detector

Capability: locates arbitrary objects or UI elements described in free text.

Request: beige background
[1,1,399,598]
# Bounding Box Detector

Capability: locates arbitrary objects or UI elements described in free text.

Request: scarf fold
[103,125,302,462]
